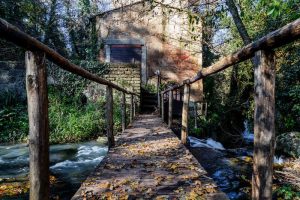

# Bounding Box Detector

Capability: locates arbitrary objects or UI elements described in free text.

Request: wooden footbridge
[1,18,300,200]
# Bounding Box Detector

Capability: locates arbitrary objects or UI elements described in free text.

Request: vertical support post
[133,96,136,117]
[168,90,173,128]
[121,92,126,132]
[181,82,190,145]
[130,94,134,122]
[157,74,161,115]
[106,86,115,148]
[161,92,165,121]
[193,103,198,129]
[25,51,49,200]
[252,50,275,200]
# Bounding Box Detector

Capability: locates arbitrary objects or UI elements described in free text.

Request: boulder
[276,132,300,158]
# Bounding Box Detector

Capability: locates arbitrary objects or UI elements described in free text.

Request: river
[0,141,108,199]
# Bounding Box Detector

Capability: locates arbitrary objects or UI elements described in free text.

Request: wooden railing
[0,18,139,200]
[159,18,300,200]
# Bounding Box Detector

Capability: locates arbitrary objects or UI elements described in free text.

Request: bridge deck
[72,115,228,199]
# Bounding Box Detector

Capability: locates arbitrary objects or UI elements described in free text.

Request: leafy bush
[0,85,125,144]
[275,185,300,200]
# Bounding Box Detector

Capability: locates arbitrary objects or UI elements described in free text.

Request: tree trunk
[25,51,49,200]
[252,50,275,200]
[225,0,251,45]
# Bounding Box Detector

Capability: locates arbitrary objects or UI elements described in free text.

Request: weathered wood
[0,18,137,95]
[121,92,126,132]
[157,75,161,115]
[133,96,136,117]
[181,83,190,145]
[25,51,49,200]
[130,94,134,122]
[106,86,115,148]
[193,103,198,129]
[72,114,228,200]
[168,90,173,128]
[252,50,275,200]
[161,92,165,121]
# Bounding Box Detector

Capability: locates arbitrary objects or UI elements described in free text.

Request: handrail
[162,18,300,94]
[0,18,138,96]
[159,17,300,200]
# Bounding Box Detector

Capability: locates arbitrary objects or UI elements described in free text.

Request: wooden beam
[106,86,115,148]
[161,92,165,121]
[0,18,137,95]
[25,51,49,200]
[130,94,134,122]
[252,50,275,200]
[168,90,173,128]
[121,92,126,132]
[181,82,190,145]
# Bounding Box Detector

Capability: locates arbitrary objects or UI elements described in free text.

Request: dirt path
[72,114,228,199]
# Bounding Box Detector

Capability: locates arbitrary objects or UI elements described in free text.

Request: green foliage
[142,84,157,93]
[275,185,300,200]
[48,86,105,144]
[0,83,126,144]
[0,104,28,144]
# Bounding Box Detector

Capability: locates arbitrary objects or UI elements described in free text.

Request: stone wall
[82,63,141,105]
[0,61,26,102]
[103,63,141,96]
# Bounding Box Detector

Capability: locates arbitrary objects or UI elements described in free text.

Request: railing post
[106,86,115,148]
[25,51,49,200]
[193,103,198,129]
[168,90,173,128]
[157,73,161,115]
[133,96,136,117]
[130,94,134,122]
[252,50,275,200]
[121,92,126,132]
[181,81,190,145]
[161,92,165,121]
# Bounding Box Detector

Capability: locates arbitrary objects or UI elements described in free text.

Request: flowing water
[0,141,108,199]
[188,121,286,200]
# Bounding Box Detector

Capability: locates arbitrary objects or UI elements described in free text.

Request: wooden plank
[181,82,190,145]
[168,90,173,128]
[0,18,137,95]
[25,51,49,200]
[161,92,165,121]
[252,50,275,200]
[121,92,126,132]
[72,115,228,200]
[106,86,115,148]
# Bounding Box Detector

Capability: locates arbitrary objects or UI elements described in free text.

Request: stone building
[91,0,203,101]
